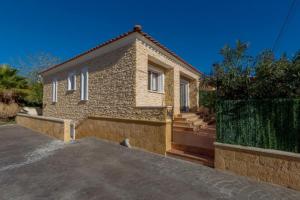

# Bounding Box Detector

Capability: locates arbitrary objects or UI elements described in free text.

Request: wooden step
[166,149,214,168]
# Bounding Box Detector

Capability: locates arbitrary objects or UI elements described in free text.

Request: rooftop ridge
[40,25,202,75]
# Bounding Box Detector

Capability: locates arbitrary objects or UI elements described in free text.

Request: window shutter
[67,75,71,90]
[52,80,55,102]
[52,79,57,102]
[68,73,76,90]
[80,72,84,100]
[80,68,88,100]
[73,74,76,90]
[85,70,89,100]
[158,73,164,92]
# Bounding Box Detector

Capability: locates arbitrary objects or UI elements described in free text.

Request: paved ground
[0,125,300,200]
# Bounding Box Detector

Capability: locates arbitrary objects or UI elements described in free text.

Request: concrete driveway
[0,125,300,200]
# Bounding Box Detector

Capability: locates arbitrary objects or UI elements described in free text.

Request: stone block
[16,114,71,142]
[215,144,300,191]
[76,117,170,155]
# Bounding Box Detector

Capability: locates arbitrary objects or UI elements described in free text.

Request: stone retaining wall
[76,116,172,155]
[215,142,300,190]
[16,114,72,142]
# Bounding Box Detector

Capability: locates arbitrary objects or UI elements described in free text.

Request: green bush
[202,42,300,100]
[217,99,300,153]
[199,90,216,113]
[0,64,43,107]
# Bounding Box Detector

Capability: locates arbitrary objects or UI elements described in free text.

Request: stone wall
[164,69,174,106]
[43,43,166,122]
[189,79,198,112]
[76,116,172,154]
[16,114,71,142]
[215,142,300,191]
[42,37,201,122]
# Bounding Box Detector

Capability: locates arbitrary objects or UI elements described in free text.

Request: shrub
[0,103,20,120]
[199,90,216,113]
[203,41,300,100]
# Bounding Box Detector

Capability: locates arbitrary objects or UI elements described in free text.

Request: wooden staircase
[167,112,216,167]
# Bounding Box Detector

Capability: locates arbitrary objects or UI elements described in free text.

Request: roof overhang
[40,27,203,76]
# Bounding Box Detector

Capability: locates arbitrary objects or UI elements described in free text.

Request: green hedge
[217,99,300,153]
[199,90,216,113]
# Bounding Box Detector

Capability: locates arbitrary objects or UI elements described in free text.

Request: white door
[180,80,189,112]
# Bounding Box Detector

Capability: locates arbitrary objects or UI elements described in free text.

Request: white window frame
[52,78,58,103]
[67,72,76,91]
[80,68,89,101]
[148,65,164,93]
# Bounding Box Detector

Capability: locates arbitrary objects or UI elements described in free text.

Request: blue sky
[0,0,299,74]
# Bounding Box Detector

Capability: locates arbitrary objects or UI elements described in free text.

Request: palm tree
[0,64,28,89]
[0,64,28,103]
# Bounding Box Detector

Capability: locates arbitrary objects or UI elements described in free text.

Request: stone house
[39,25,202,155]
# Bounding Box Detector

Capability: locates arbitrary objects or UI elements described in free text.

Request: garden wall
[215,142,300,190]
[215,99,300,190]
[16,113,72,142]
[76,116,172,155]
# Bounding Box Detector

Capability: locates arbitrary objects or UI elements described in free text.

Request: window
[52,79,58,103]
[80,68,88,100]
[148,66,164,93]
[67,72,76,91]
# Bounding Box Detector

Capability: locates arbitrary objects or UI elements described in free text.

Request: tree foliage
[0,64,29,104]
[202,41,300,100]
[0,52,60,106]
[0,64,28,90]
[199,90,216,113]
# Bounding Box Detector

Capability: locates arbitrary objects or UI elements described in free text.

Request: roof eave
[40,26,203,76]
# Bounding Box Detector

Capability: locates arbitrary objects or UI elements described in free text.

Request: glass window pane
[152,72,158,91]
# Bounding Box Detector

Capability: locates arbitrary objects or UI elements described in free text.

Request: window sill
[148,90,165,94]
[78,100,88,105]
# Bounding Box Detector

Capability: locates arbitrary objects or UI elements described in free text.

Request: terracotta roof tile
[40,26,202,75]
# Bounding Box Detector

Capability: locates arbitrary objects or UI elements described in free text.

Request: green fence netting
[217,99,300,153]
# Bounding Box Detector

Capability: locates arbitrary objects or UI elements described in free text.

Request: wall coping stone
[214,142,300,161]
[17,113,70,124]
[135,106,167,109]
[87,116,172,125]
